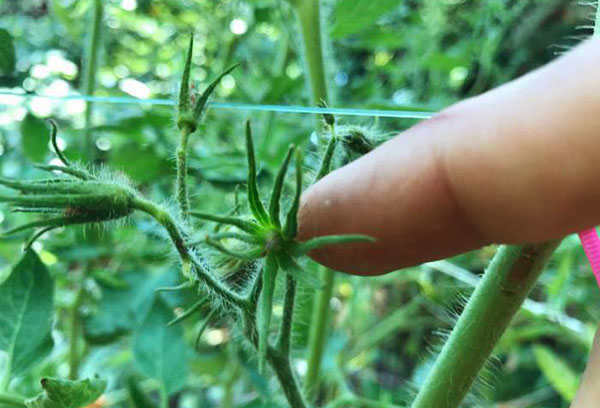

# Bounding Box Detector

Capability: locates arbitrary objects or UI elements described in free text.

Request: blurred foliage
[0,0,599,407]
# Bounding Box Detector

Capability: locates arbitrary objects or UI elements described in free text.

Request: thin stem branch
[176,126,192,218]
[82,0,102,159]
[410,241,561,408]
[268,349,308,408]
[132,197,249,311]
[304,266,334,398]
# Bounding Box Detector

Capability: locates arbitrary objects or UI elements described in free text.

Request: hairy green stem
[291,0,328,104]
[277,274,297,354]
[132,197,249,310]
[269,349,309,408]
[411,241,560,408]
[176,126,192,218]
[0,392,26,408]
[304,266,334,398]
[82,0,102,159]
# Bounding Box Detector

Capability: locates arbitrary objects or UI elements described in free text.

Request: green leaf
[533,345,579,401]
[25,377,106,408]
[0,28,15,75]
[20,114,49,162]
[83,269,179,345]
[330,0,399,39]
[110,143,166,183]
[133,298,189,396]
[0,250,54,377]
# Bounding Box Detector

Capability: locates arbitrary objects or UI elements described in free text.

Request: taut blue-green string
[0,91,435,120]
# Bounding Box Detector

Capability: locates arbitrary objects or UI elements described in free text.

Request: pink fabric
[579,228,600,287]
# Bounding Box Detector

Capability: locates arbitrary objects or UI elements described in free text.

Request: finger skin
[571,328,600,408]
[298,38,600,275]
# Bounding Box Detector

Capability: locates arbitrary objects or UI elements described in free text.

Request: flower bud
[0,178,137,235]
[340,128,375,155]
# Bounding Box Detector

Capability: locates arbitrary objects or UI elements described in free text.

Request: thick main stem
[293,0,328,104]
[410,241,560,408]
[82,0,102,159]
[269,349,309,408]
[291,1,335,398]
[304,266,334,397]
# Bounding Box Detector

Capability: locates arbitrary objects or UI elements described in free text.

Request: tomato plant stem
[82,0,102,159]
[292,0,328,104]
[68,284,85,380]
[276,274,297,354]
[176,125,192,218]
[269,349,308,408]
[410,241,560,408]
[304,266,334,398]
[132,197,249,310]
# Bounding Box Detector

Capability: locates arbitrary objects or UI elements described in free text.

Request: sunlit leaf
[0,250,54,377]
[20,114,49,162]
[133,298,189,396]
[330,0,399,38]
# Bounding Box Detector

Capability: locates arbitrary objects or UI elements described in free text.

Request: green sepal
[0,178,94,195]
[12,208,63,214]
[277,251,322,290]
[33,164,92,180]
[192,63,240,122]
[3,216,74,235]
[314,135,337,182]
[257,253,278,372]
[206,231,259,245]
[168,299,207,327]
[189,211,260,234]
[195,308,217,350]
[283,150,303,239]
[178,34,194,120]
[318,99,335,126]
[155,281,193,292]
[290,234,375,256]
[205,237,264,261]
[0,186,135,216]
[48,119,70,167]
[245,121,269,225]
[268,145,295,228]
